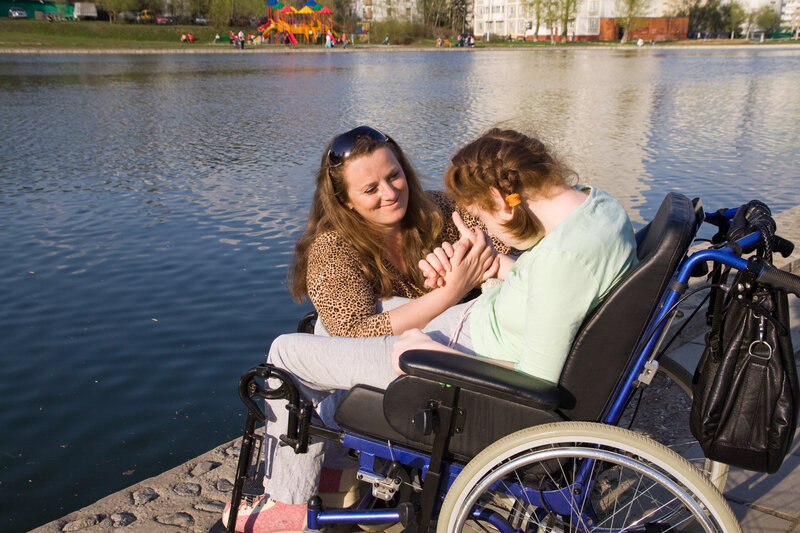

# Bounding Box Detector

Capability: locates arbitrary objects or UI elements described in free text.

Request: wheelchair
[227,193,800,533]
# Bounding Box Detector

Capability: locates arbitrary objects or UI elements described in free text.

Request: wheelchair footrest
[306,497,414,529]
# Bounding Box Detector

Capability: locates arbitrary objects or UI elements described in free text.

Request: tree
[697,0,724,36]
[525,0,545,39]
[666,0,702,35]
[741,8,757,39]
[97,0,137,22]
[755,4,781,36]
[239,0,263,19]
[450,0,472,34]
[615,0,651,43]
[542,0,560,42]
[208,0,230,25]
[423,0,450,27]
[557,0,581,38]
[724,0,745,38]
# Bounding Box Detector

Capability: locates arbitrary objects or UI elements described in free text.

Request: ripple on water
[1,49,799,531]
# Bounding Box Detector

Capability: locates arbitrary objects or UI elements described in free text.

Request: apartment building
[351,0,785,38]
[780,0,799,31]
[472,0,663,39]
[351,0,423,22]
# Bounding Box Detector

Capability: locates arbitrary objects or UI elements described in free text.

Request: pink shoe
[222,495,307,533]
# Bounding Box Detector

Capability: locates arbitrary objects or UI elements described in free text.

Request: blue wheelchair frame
[227,201,798,533]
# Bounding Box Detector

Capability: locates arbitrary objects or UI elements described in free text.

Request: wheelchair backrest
[557,192,699,421]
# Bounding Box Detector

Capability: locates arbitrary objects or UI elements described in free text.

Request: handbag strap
[704,262,731,361]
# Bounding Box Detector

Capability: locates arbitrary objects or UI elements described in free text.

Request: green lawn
[0,19,238,49]
[1,20,797,50]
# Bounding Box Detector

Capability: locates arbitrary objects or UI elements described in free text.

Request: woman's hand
[433,228,497,298]
[419,211,499,289]
[419,241,456,288]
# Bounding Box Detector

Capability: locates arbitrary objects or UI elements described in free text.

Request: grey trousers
[263,299,476,504]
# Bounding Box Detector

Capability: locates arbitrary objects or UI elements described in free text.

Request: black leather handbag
[690,263,799,473]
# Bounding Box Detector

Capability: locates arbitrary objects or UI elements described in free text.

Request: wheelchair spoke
[438,423,740,533]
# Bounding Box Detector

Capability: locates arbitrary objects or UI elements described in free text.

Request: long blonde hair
[289,132,443,302]
[444,128,576,243]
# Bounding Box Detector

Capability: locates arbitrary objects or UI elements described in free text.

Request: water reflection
[0,48,799,531]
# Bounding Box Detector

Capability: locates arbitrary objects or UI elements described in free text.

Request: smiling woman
[341,147,410,234]
[287,125,512,338]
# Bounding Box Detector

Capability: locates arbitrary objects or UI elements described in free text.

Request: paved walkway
[31,205,800,533]
[667,203,800,532]
[669,297,800,532]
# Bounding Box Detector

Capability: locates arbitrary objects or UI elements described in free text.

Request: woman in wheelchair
[288,125,513,339]
[224,128,638,532]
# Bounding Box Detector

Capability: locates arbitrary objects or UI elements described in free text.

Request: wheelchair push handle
[755,261,800,298]
[773,235,795,259]
[706,200,794,258]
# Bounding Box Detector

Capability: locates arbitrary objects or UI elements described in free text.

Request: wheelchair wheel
[658,354,730,492]
[437,422,740,533]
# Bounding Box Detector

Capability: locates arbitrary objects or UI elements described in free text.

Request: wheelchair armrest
[399,349,562,411]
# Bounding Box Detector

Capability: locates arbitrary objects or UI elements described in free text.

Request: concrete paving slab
[662,333,706,374]
[789,296,800,350]
[725,447,800,517]
[663,288,800,380]
[729,501,796,533]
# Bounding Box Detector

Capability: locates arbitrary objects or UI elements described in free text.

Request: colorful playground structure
[257,0,339,44]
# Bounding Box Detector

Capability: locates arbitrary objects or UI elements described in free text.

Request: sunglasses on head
[327,126,390,168]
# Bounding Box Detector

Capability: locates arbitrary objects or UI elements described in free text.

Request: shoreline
[2,42,800,54]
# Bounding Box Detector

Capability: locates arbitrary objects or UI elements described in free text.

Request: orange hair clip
[506,193,521,208]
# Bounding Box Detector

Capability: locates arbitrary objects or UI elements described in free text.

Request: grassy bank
[1,19,798,50]
[0,19,237,49]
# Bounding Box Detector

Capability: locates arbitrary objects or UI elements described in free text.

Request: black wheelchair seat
[333,192,701,460]
[335,372,562,461]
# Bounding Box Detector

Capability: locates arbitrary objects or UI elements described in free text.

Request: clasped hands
[392,212,499,376]
[419,211,500,290]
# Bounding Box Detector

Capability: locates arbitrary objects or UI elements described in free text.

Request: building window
[588,1,599,16]
[588,17,599,32]
[494,5,503,13]
[509,5,515,15]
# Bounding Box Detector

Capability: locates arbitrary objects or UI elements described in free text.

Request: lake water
[1,47,799,531]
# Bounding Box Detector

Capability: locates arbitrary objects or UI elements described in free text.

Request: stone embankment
[32,204,800,533]
[3,43,800,55]
[31,439,242,532]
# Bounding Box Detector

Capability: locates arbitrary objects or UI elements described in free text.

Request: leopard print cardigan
[305,190,513,337]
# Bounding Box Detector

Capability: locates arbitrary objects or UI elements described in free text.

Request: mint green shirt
[469,186,637,384]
